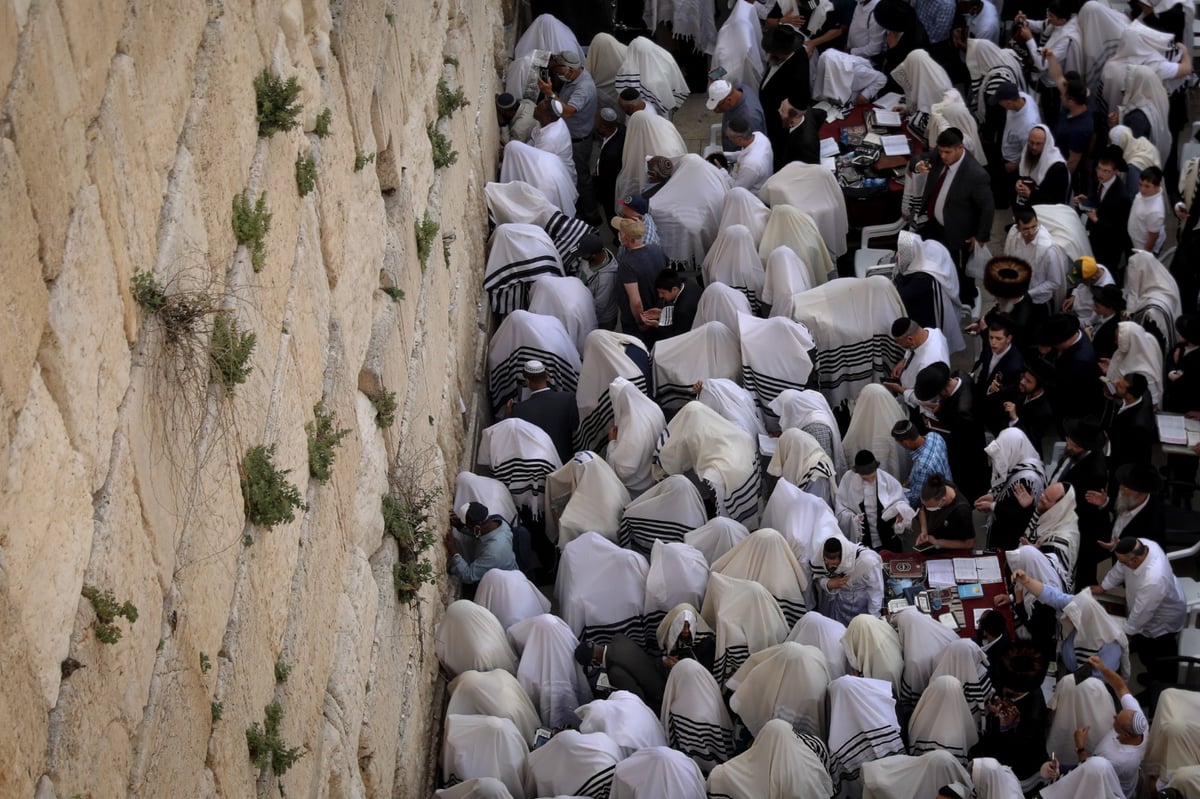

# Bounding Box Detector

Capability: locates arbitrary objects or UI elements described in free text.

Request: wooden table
[880,549,1015,639]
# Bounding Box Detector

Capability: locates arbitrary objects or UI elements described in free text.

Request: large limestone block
[0,0,16,104]
[350,392,388,554]
[327,0,390,154]
[57,0,124,120]
[39,185,132,493]
[0,555,51,798]
[0,367,94,708]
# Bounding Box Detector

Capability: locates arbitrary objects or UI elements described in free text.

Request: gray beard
[1115,493,1138,515]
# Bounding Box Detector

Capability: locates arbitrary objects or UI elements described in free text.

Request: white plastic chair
[853,218,905,278]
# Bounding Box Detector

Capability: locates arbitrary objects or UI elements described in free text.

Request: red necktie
[927,166,949,218]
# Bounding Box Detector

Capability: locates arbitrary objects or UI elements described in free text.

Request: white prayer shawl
[556,532,650,645]
[1028,486,1080,591]
[650,154,731,268]
[577,690,669,758]
[435,778,514,799]
[1019,123,1067,189]
[841,615,904,691]
[965,38,1026,121]
[1077,1,1128,92]
[619,473,710,557]
[786,611,850,679]
[685,516,751,565]
[527,729,624,799]
[897,230,966,354]
[1166,766,1200,798]
[703,224,768,313]
[1033,202,1093,261]
[475,568,552,632]
[1144,687,1200,778]
[737,314,816,422]
[656,602,716,653]
[442,715,532,799]
[769,389,847,476]
[488,310,581,411]
[500,141,578,220]
[1117,64,1173,166]
[1103,20,1178,107]
[610,746,708,799]
[761,479,844,566]
[654,401,761,526]
[985,427,1046,502]
[1181,154,1200,208]
[893,607,962,707]
[532,117,577,181]
[758,204,835,283]
[931,638,995,723]
[790,277,910,406]
[711,0,766,87]
[514,13,583,61]
[728,642,832,737]
[1003,222,1070,308]
[436,600,519,677]
[454,471,519,527]
[701,571,789,684]
[1061,589,1131,677]
[507,613,593,729]
[768,428,837,500]
[486,180,557,226]
[660,658,736,773]
[587,33,629,110]
[644,540,711,624]
[485,222,566,315]
[712,528,810,627]
[759,164,849,259]
[447,669,543,746]
[695,281,755,333]
[478,418,563,519]
[1125,250,1183,351]
[808,532,885,624]
[762,245,813,319]
[907,675,979,761]
[576,330,651,453]
[649,0,720,52]
[527,276,599,357]
[1037,755,1124,799]
[653,322,742,411]
[890,49,954,131]
[1046,673,1115,767]
[720,187,771,244]
[1006,544,1064,616]
[842,383,909,480]
[835,468,915,542]
[860,749,972,799]
[504,53,540,102]
[929,89,988,167]
[615,37,692,114]
[1110,124,1162,171]
[1110,320,1165,408]
[615,109,689,201]
[707,717,835,799]
[814,50,887,109]
[545,451,632,548]
[606,375,666,496]
[971,757,1023,799]
[826,675,906,782]
[697,378,767,441]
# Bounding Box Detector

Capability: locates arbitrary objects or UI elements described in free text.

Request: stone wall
[0,0,509,795]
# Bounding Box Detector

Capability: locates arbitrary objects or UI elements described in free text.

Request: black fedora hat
[1115,463,1161,494]
[1064,416,1106,452]
[853,450,880,474]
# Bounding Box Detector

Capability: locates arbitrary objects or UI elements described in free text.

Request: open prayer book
[1156,413,1200,446]
[870,108,903,128]
[881,134,910,156]
[949,555,1004,584]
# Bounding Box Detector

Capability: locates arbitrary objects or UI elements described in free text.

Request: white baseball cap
[705,80,733,110]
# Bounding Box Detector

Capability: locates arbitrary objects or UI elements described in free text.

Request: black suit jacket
[1052,335,1103,420]
[1015,392,1056,457]
[603,633,668,714]
[510,389,579,463]
[785,108,828,166]
[921,151,995,252]
[596,125,626,222]
[975,346,1025,436]
[655,279,702,340]
[1091,315,1119,361]
[930,375,990,499]
[1115,493,1167,545]
[760,51,812,170]
[1086,177,1133,256]
[1163,344,1200,413]
[1106,397,1159,474]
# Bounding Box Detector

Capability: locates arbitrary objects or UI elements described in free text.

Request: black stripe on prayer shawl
[544,212,592,264]
[963,675,995,718]
[742,366,809,416]
[796,730,842,796]
[731,285,761,316]
[723,468,762,526]
[574,373,650,453]
[484,257,563,314]
[652,380,696,413]
[642,609,667,647]
[618,516,691,558]
[444,773,462,788]
[830,724,905,774]
[574,764,617,799]
[581,616,648,648]
[776,598,807,629]
[899,678,922,709]
[488,458,557,514]
[666,713,736,766]
[488,347,580,411]
[715,644,751,686]
[812,335,907,393]
[910,739,970,764]
[483,254,562,289]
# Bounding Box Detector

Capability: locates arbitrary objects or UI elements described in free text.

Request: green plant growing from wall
[295,152,316,197]
[210,313,256,394]
[437,77,468,119]
[428,124,458,169]
[382,483,439,603]
[275,656,291,683]
[415,215,439,271]
[246,701,304,776]
[306,401,350,484]
[240,444,304,528]
[130,271,168,313]
[82,586,139,645]
[212,701,224,722]
[354,151,375,171]
[254,69,303,137]
[385,10,395,25]
[232,189,272,272]
[371,389,397,428]
[200,652,212,674]
[382,287,405,302]
[314,108,332,138]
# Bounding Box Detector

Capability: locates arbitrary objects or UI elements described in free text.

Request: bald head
[1037,482,1065,512]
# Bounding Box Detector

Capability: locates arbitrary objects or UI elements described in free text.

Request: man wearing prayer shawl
[701,572,789,684]
[894,231,966,355]
[726,642,831,738]
[711,528,810,627]
[711,0,766,87]
[907,675,979,762]
[435,600,518,678]
[1016,481,1079,590]
[894,606,961,709]
[446,669,541,747]
[660,657,736,772]
[835,450,913,552]
[826,675,905,790]
[861,750,972,799]
[1014,125,1069,207]
[1037,754,1125,799]
[706,718,835,798]
[526,729,624,798]
[930,639,994,724]
[557,532,649,646]
[576,690,668,757]
[508,613,593,729]
[610,746,707,799]
[441,715,532,798]
[809,534,884,624]
[975,427,1046,551]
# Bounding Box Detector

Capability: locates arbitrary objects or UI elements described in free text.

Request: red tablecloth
[880,549,1016,639]
[819,106,925,229]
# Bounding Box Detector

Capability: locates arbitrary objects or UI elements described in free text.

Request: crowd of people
[438,2,1200,797]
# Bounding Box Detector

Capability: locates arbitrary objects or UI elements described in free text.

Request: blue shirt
[914,0,956,43]
[1036,583,1124,675]
[449,520,518,583]
[722,85,767,150]
[906,431,953,507]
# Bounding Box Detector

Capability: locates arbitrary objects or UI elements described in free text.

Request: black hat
[874,0,916,32]
[891,419,919,440]
[1101,143,1128,173]
[1022,356,1056,387]
[1090,284,1126,312]
[784,89,810,111]
[763,26,801,53]
[853,450,880,474]
[1037,314,1081,346]
[914,362,952,402]
[983,256,1032,299]
[495,92,518,111]
[574,233,603,258]
[1177,314,1200,345]
[1000,641,1048,693]
[1064,416,1106,451]
[463,501,489,526]
[1116,463,1161,494]
[574,640,596,667]
[992,81,1020,104]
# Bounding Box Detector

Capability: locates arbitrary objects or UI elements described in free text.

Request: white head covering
[441,715,531,799]
[768,428,837,496]
[1125,250,1182,351]
[616,109,688,200]
[606,375,666,496]
[685,516,751,565]
[1144,688,1200,778]
[710,0,765,86]
[761,245,814,319]
[477,417,563,519]
[971,757,1023,799]
[587,32,629,109]
[1005,544,1063,615]
[895,231,966,354]
[720,187,770,243]
[545,451,631,548]
[701,571,789,684]
[984,428,1046,501]
[843,383,909,479]
[759,164,850,259]
[809,531,881,592]
[507,613,593,729]
[474,568,551,632]
[931,638,994,722]
[656,602,715,653]
[965,38,1026,121]
[615,36,691,113]
[761,478,844,565]
[1046,673,1116,767]
[577,690,669,757]
[860,749,973,799]
[555,531,649,643]
[644,540,710,619]
[728,642,832,737]
[929,89,987,166]
[435,777,514,799]
[711,528,810,627]
[758,205,835,284]
[893,607,961,706]
[836,467,915,542]
[487,309,580,410]
[786,611,850,679]
[527,275,599,357]
[576,330,650,453]
[610,745,708,799]
[696,378,766,441]
[484,222,566,313]
[1037,755,1124,799]
[1077,1,1128,91]
[485,180,558,226]
[907,675,979,761]
[650,154,731,268]
[706,718,835,799]
[813,49,884,109]
[435,600,519,677]
[827,675,906,778]
[1019,123,1067,187]
[737,313,816,419]
[514,14,582,61]
[695,281,755,332]
[1109,124,1162,171]
[1061,589,1130,677]
[1029,483,1080,590]
[660,657,736,773]
[703,224,767,313]
[447,669,542,746]
[643,0,719,53]
[454,471,519,527]
[841,615,904,690]
[1034,202,1094,263]
[1120,63,1172,163]
[890,48,954,118]
[769,389,847,475]
[527,729,625,799]
[653,322,743,412]
[619,473,710,556]
[499,140,578,219]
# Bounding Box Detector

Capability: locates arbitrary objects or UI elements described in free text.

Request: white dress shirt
[1100,539,1188,638]
[729,131,775,193]
[848,0,887,57]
